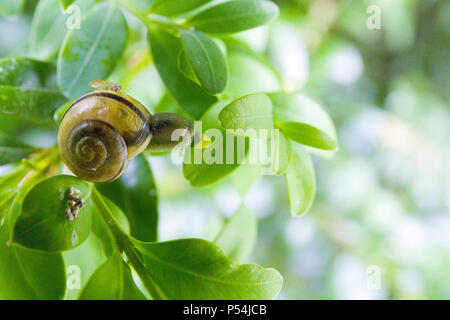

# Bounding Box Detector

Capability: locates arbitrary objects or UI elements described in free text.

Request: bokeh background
[1,0,449,299]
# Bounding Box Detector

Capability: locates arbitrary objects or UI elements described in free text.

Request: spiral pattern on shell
[58,90,152,183]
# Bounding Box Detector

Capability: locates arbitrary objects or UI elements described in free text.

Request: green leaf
[270,93,338,152]
[0,198,66,299]
[218,93,274,134]
[183,130,249,186]
[186,0,279,34]
[271,130,292,175]
[91,195,130,257]
[177,50,198,83]
[63,234,108,299]
[0,134,38,165]
[284,144,316,216]
[276,121,338,151]
[97,155,158,242]
[133,238,282,299]
[12,175,93,252]
[150,0,213,16]
[0,57,58,88]
[0,0,24,16]
[148,27,217,119]
[79,253,146,300]
[61,0,76,10]
[29,0,66,60]
[0,57,66,121]
[0,86,67,121]
[210,205,257,263]
[30,0,95,60]
[179,29,228,94]
[57,2,128,98]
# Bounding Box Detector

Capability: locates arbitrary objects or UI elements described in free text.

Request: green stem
[91,188,167,300]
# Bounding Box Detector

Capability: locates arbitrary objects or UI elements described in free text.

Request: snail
[58,80,196,183]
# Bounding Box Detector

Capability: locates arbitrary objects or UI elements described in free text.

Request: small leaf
[148,27,217,119]
[186,0,279,34]
[277,121,338,150]
[219,93,274,134]
[183,130,249,186]
[179,29,228,94]
[0,134,38,165]
[133,238,282,299]
[210,205,257,263]
[284,144,316,216]
[79,253,146,300]
[97,155,158,242]
[270,93,338,152]
[57,2,128,98]
[61,0,76,10]
[12,175,93,252]
[150,0,213,16]
[271,130,292,175]
[0,197,66,299]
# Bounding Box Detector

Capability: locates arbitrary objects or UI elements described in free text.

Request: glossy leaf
[284,145,316,216]
[79,253,146,300]
[179,29,228,94]
[277,121,338,150]
[0,57,58,88]
[186,0,279,34]
[210,205,257,263]
[91,194,130,257]
[0,86,66,121]
[0,197,66,299]
[151,0,213,16]
[12,175,93,252]
[57,2,128,98]
[29,0,66,59]
[219,93,274,133]
[97,155,158,242]
[183,130,249,186]
[270,93,338,151]
[133,238,283,299]
[177,50,198,83]
[148,27,217,119]
[0,134,37,165]
[0,57,66,121]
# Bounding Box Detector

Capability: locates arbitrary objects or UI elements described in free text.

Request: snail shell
[58,90,152,183]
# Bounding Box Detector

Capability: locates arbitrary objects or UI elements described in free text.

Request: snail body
[58,81,194,183]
